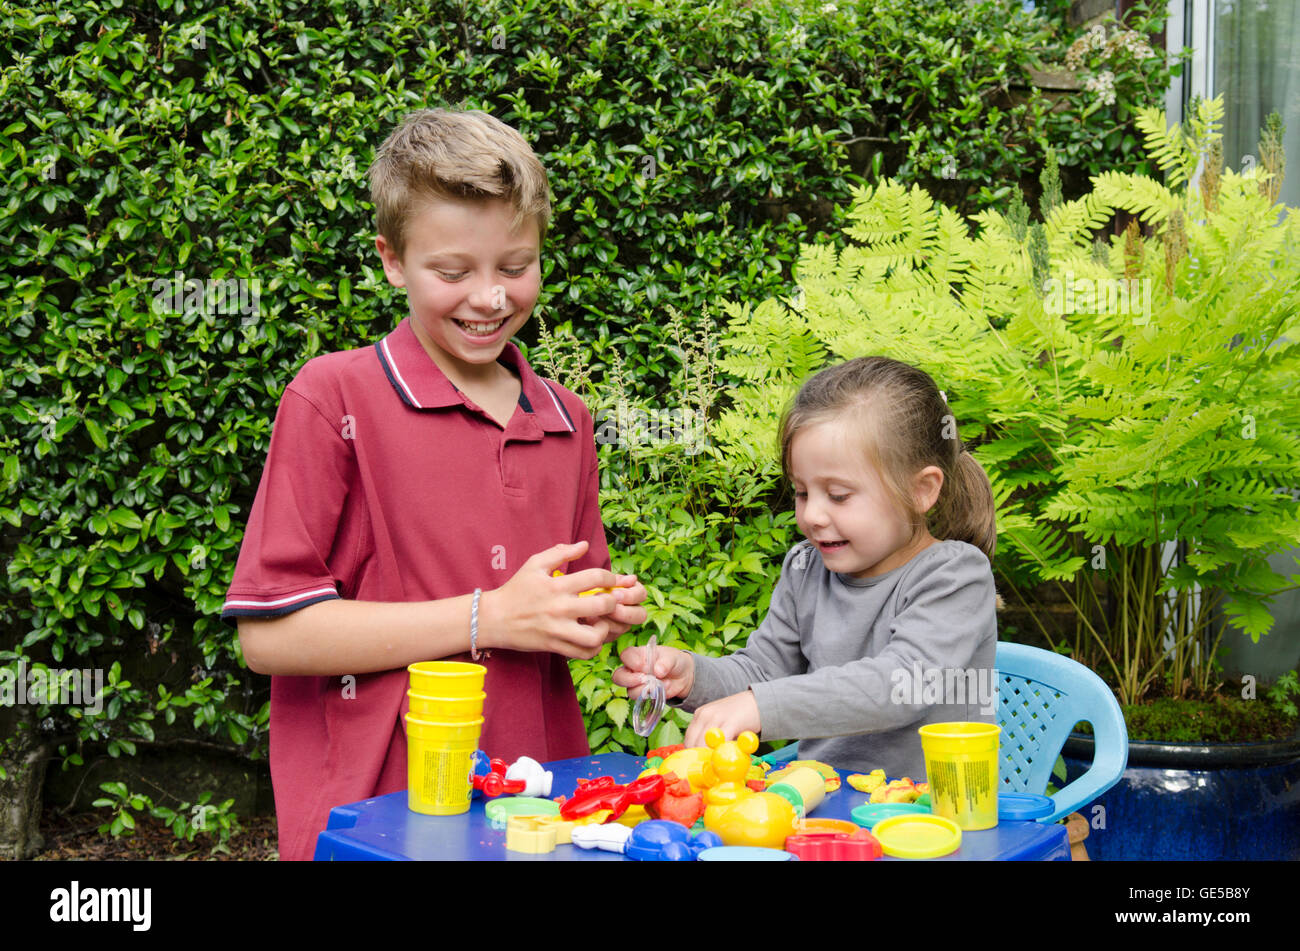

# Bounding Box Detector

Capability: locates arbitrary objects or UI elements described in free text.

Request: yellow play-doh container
[407,689,485,720]
[405,714,484,815]
[918,722,1000,830]
[408,661,485,697]
[768,766,826,814]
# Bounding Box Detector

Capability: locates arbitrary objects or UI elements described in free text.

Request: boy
[222,108,646,861]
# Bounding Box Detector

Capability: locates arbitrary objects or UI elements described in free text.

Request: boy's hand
[682,690,761,749]
[613,643,694,701]
[478,540,622,659]
[594,575,648,640]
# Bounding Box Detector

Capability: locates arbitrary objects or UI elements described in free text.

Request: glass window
[1213,0,1299,206]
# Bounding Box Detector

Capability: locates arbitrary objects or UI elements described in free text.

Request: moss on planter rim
[1074,695,1298,744]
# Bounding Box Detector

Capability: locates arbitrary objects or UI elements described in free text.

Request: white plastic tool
[504,756,554,797]
[571,822,633,853]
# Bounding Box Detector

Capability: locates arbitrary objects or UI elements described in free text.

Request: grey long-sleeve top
[677,539,998,779]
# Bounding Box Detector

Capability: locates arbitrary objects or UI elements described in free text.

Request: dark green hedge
[0,0,1172,790]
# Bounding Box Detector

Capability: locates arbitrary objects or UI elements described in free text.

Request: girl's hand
[477,541,620,659]
[613,642,694,701]
[683,690,761,749]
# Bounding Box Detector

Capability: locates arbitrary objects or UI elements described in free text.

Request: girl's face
[790,419,934,578]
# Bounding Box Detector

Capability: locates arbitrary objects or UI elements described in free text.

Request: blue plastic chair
[759,643,1128,823]
[995,641,1128,822]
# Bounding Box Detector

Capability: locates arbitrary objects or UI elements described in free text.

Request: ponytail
[930,449,997,561]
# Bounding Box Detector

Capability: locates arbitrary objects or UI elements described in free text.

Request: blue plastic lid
[998,793,1054,821]
[696,846,796,861]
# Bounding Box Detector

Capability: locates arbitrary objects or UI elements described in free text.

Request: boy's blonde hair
[779,357,998,560]
[369,108,552,261]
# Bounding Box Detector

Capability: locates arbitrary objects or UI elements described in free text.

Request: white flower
[1085,70,1117,107]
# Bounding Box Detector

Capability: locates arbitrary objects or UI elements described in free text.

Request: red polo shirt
[222,317,605,861]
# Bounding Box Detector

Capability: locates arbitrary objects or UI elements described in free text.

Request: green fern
[714,96,1300,705]
[1135,105,1195,188]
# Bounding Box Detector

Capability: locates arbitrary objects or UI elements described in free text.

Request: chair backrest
[995,642,1129,822]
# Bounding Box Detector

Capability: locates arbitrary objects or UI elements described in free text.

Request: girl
[614,356,999,779]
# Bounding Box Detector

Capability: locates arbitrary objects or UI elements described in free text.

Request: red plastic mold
[784,828,883,861]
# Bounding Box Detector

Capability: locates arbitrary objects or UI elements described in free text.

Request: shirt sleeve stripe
[542,381,576,432]
[222,586,341,611]
[220,590,340,626]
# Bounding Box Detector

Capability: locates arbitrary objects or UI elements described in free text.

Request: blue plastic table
[313,753,1070,861]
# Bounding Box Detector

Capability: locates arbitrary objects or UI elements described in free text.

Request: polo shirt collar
[374,317,576,433]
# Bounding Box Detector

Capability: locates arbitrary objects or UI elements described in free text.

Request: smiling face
[790,418,937,578]
[376,196,541,385]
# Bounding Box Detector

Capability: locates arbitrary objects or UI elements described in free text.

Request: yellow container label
[405,713,482,815]
[408,742,475,815]
[924,754,998,830]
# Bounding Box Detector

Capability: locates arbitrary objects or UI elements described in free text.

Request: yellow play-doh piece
[659,746,713,791]
[870,778,920,804]
[615,804,652,827]
[847,770,887,794]
[551,569,613,597]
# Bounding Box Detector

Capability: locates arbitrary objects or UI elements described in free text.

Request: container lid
[850,802,931,829]
[998,792,1054,821]
[408,661,485,675]
[484,797,559,829]
[696,846,796,861]
[871,814,962,859]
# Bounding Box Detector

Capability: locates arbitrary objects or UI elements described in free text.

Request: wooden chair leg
[1066,812,1090,861]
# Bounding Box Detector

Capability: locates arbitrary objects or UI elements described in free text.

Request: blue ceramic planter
[1062,732,1300,860]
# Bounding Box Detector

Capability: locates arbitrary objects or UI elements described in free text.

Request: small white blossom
[1085,70,1117,107]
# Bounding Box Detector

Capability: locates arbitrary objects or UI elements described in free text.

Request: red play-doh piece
[646,774,705,827]
[647,745,685,760]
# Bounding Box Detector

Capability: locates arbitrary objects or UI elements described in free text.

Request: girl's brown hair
[369,108,552,261]
[778,357,997,560]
